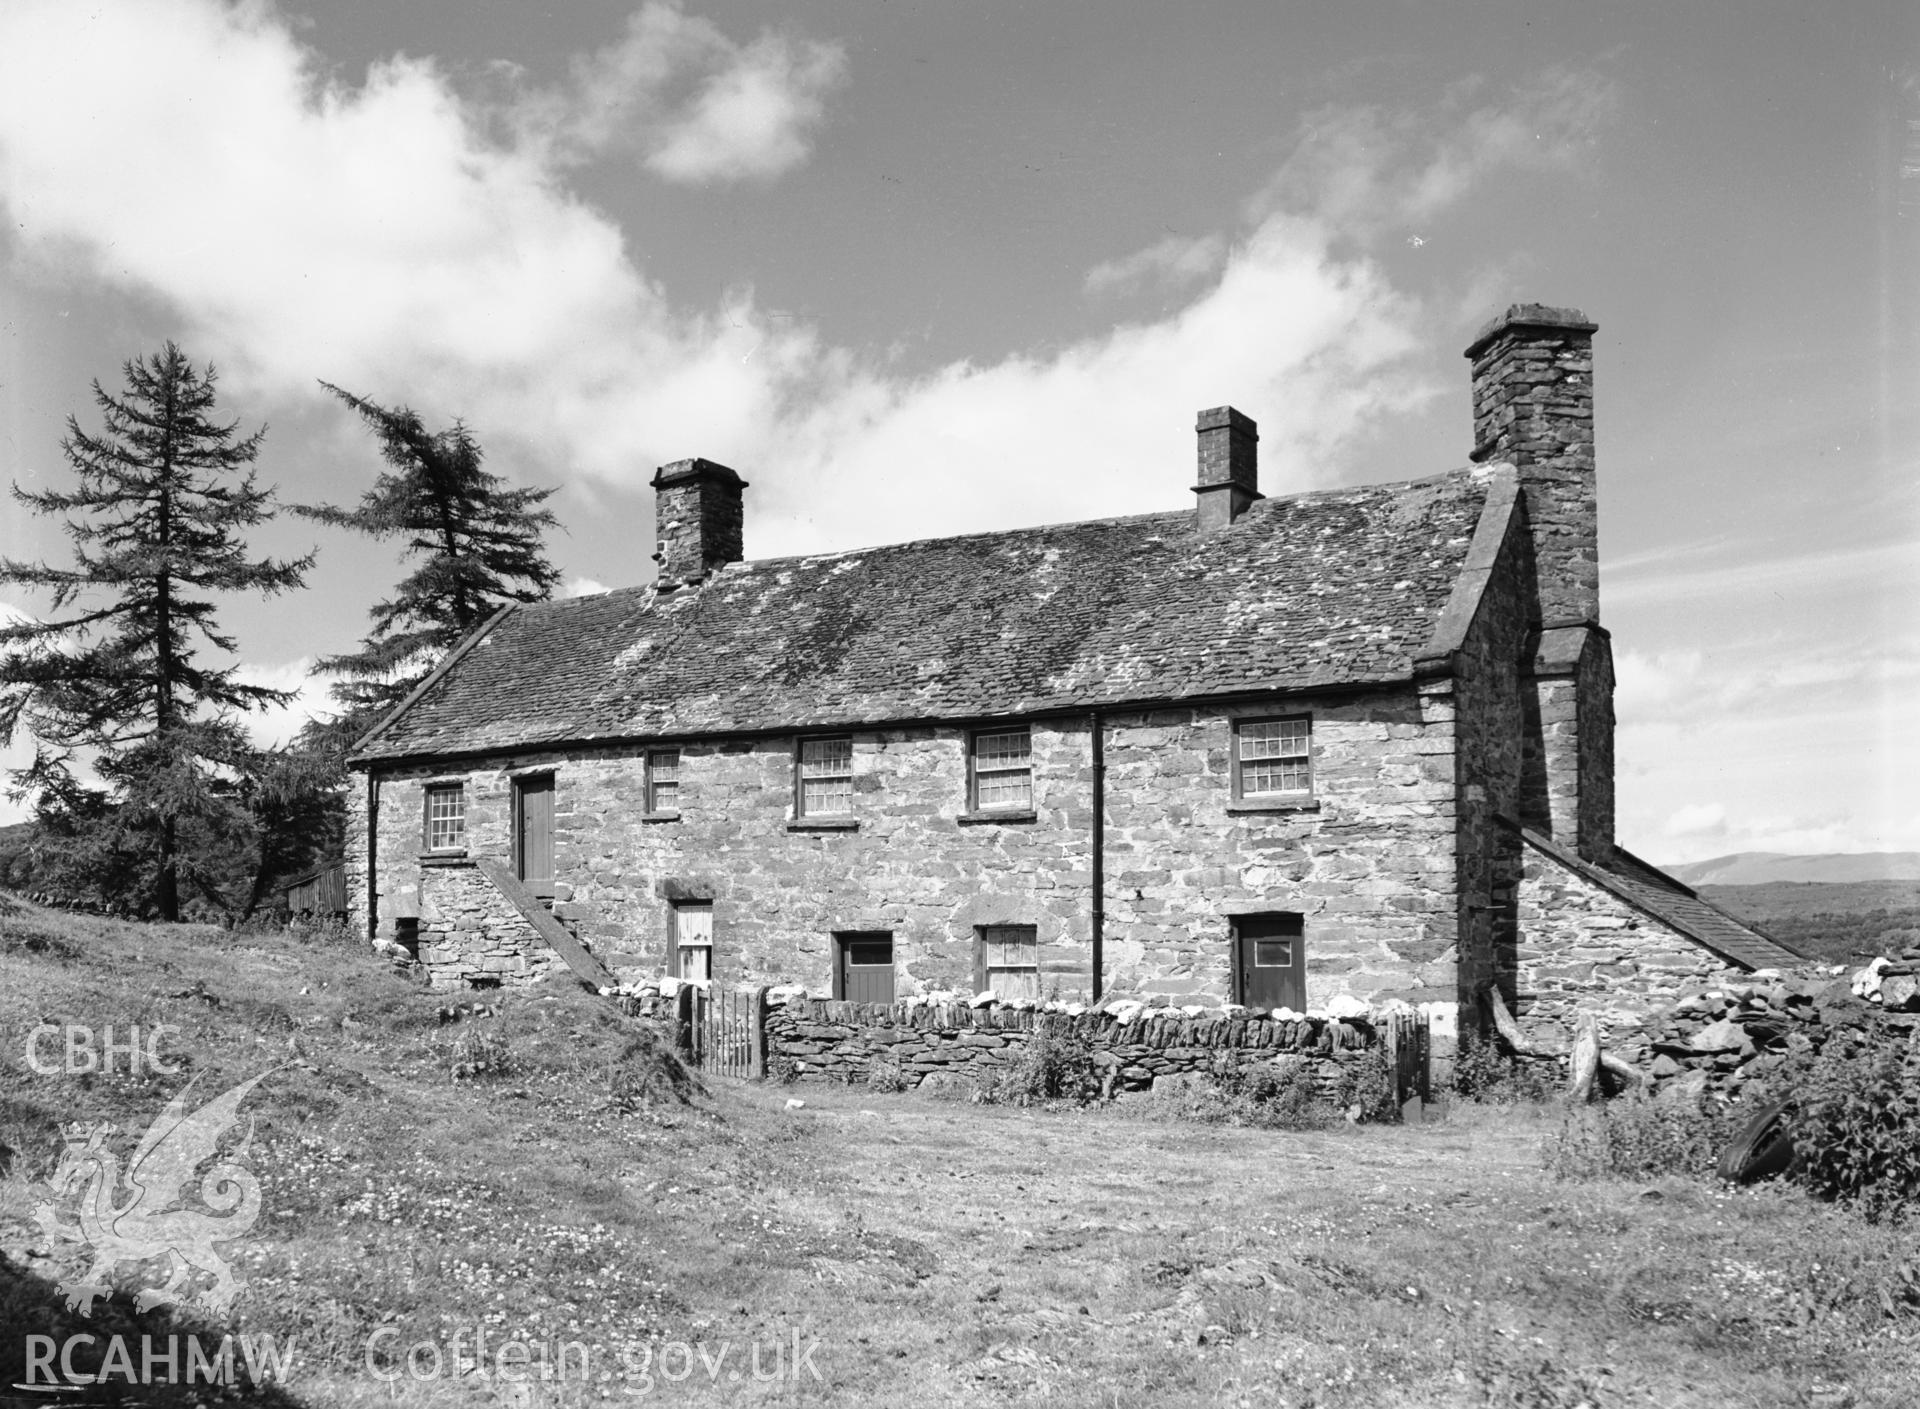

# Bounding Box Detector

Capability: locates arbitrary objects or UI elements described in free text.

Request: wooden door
[514,774,555,898]
[837,933,896,1004]
[673,902,713,981]
[1234,913,1305,1011]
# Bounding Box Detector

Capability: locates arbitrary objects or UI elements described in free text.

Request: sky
[0,0,1916,864]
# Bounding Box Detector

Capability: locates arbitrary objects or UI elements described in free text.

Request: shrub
[999,1021,1104,1105]
[1784,1025,1920,1222]
[866,1052,910,1093]
[1546,1094,1745,1181]
[449,1028,512,1081]
[766,1054,802,1086]
[1452,1028,1552,1105]
[1241,1059,1337,1129]
[605,1032,699,1111]
[1334,1043,1400,1123]
[1160,1057,1338,1131]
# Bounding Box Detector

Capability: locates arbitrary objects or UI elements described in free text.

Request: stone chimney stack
[1464,304,1599,630]
[1193,406,1261,531]
[650,457,747,590]
[1465,303,1614,863]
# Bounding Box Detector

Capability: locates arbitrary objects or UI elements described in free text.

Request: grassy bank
[2,895,1916,1406]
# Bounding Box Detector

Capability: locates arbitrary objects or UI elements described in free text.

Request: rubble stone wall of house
[344,783,369,939]
[361,690,1467,1005]
[1099,695,1457,1007]
[1513,843,1745,1058]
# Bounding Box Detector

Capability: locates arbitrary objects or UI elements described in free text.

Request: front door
[1234,913,1305,1011]
[836,933,896,1004]
[514,773,555,898]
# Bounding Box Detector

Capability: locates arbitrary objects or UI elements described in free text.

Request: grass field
[3,896,1917,1407]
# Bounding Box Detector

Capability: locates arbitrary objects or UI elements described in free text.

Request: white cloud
[1254,69,1617,244]
[528,2,846,182]
[1663,802,1726,838]
[230,657,328,749]
[0,2,1614,558]
[564,576,612,598]
[1084,234,1227,299]
[1609,538,1920,608]
[1616,635,1920,863]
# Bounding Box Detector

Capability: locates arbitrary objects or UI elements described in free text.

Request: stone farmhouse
[343,303,1799,1050]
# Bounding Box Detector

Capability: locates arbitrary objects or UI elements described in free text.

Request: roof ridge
[733,464,1488,571]
[519,464,1494,608]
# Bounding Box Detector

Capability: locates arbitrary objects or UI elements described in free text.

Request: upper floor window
[424,782,466,851]
[796,736,853,816]
[1235,717,1312,798]
[647,749,681,814]
[970,727,1033,811]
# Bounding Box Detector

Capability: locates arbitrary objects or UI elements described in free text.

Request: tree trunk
[1565,1014,1601,1105]
[158,816,179,921]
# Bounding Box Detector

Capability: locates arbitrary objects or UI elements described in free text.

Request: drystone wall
[622,986,1436,1095]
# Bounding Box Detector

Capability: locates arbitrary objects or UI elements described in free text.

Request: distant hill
[1665,851,1920,887]
[1699,880,1920,964]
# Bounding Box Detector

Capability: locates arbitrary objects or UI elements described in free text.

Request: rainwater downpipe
[364,770,379,944]
[1091,708,1105,1001]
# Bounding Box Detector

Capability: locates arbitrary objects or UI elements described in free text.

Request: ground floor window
[1231,912,1305,1011]
[671,901,713,981]
[976,924,1040,1000]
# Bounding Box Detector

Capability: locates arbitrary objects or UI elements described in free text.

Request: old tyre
[1718,1097,1796,1184]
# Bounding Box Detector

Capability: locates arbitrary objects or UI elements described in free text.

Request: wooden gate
[690,987,757,1077]
[1382,1011,1431,1119]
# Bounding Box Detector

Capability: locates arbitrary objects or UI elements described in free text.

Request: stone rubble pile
[1644,949,1920,1099]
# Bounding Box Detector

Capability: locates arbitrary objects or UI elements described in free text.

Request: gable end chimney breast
[651,457,748,590]
[1467,303,1613,864]
[1464,304,1598,630]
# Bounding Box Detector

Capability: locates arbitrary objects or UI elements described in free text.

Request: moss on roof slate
[352,466,1497,762]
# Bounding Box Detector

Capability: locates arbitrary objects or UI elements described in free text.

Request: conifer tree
[0,344,311,919]
[297,385,561,741]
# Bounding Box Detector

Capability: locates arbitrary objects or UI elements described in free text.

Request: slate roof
[1518,827,1805,970]
[352,466,1500,763]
